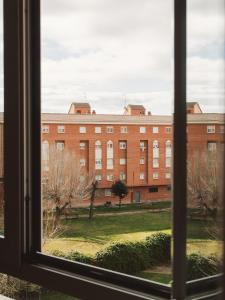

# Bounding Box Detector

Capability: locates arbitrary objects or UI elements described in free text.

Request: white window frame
[153,158,159,168]
[139,173,145,180]
[95,127,101,134]
[56,141,65,151]
[42,125,49,133]
[79,126,87,134]
[107,126,113,133]
[207,125,215,134]
[152,127,159,134]
[153,172,159,179]
[119,158,126,165]
[95,174,102,181]
[120,126,128,133]
[105,189,112,196]
[207,142,217,152]
[119,141,127,149]
[119,172,126,180]
[140,158,145,165]
[79,142,86,150]
[58,125,65,133]
[139,126,146,134]
[165,173,171,179]
[107,174,114,181]
[165,127,172,133]
[80,158,86,166]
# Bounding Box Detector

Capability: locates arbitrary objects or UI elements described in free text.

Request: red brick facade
[41,103,224,206]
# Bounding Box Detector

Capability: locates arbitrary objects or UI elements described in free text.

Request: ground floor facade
[76,185,172,207]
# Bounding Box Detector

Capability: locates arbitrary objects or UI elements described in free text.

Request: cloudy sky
[0,0,224,114]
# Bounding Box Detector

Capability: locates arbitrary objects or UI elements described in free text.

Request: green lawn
[44,211,221,257]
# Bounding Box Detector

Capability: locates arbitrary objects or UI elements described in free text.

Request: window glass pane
[0,0,4,236]
[186,0,224,281]
[41,0,173,286]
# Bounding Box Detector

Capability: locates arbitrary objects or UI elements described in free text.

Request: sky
[0,0,224,114]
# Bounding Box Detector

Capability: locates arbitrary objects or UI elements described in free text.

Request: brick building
[40,102,224,206]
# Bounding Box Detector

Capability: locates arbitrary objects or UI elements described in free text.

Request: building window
[95,140,102,169]
[95,127,101,134]
[107,141,113,169]
[95,174,102,181]
[107,126,113,133]
[105,189,112,196]
[79,142,86,150]
[140,141,146,151]
[166,140,172,157]
[58,125,65,133]
[166,157,171,168]
[42,141,49,171]
[220,125,224,134]
[140,158,145,165]
[120,126,128,133]
[153,173,159,179]
[119,158,126,165]
[207,125,215,133]
[165,127,172,133]
[79,126,86,133]
[152,127,159,133]
[139,126,146,133]
[55,141,65,151]
[165,173,171,179]
[140,173,145,180]
[153,158,159,168]
[119,141,126,149]
[42,125,49,133]
[153,140,159,159]
[80,159,85,166]
[120,172,126,180]
[107,174,114,181]
[207,142,217,152]
[149,187,158,193]
[107,158,113,169]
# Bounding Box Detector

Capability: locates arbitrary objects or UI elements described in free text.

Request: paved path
[63,208,171,219]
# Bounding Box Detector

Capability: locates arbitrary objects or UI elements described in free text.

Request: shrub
[145,233,171,264]
[187,253,220,281]
[50,250,94,264]
[96,241,151,274]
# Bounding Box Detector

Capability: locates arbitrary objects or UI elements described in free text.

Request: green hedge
[96,241,151,274]
[187,253,220,281]
[145,233,171,264]
[50,250,94,265]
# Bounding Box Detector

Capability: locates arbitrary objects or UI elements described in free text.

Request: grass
[44,211,222,258]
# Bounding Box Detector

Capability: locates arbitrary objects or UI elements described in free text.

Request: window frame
[0,1,223,300]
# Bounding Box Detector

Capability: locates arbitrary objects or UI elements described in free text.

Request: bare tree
[42,146,94,241]
[187,148,224,219]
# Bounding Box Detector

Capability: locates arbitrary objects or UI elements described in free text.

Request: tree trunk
[119,197,122,209]
[89,181,98,219]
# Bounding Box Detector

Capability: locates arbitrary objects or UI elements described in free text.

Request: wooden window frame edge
[0,0,224,300]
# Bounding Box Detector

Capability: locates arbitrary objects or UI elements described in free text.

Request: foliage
[96,241,151,274]
[50,250,94,264]
[186,253,220,281]
[111,180,128,208]
[145,233,171,264]
[0,273,41,298]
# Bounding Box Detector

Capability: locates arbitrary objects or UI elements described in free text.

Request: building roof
[187,102,199,107]
[71,102,90,107]
[127,105,145,109]
[0,112,224,125]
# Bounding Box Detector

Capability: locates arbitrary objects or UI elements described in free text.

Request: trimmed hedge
[96,241,151,274]
[187,253,220,281]
[145,233,171,264]
[50,250,94,264]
